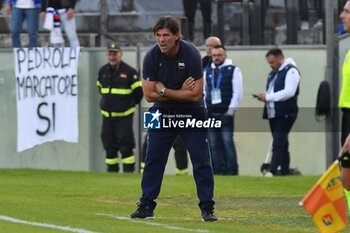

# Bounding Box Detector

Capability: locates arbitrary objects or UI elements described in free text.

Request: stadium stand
[0,0,325,47]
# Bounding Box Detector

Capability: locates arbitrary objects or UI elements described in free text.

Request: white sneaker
[313,19,323,29]
[264,172,273,177]
[300,21,309,30]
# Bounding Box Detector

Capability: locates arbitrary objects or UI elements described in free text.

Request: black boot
[123,163,135,173]
[107,164,119,173]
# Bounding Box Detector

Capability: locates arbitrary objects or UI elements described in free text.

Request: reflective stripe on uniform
[106,158,119,165]
[122,155,135,164]
[101,107,136,117]
[131,81,142,90]
[96,80,102,88]
[140,162,145,174]
[97,81,140,94]
[99,88,133,95]
[110,88,133,95]
[176,168,188,175]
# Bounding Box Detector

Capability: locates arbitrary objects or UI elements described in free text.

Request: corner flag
[300,161,348,233]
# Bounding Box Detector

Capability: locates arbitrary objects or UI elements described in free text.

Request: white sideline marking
[96,213,210,233]
[0,215,99,233]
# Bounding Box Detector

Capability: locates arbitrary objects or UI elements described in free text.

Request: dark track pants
[141,134,188,171]
[268,117,296,175]
[140,108,215,210]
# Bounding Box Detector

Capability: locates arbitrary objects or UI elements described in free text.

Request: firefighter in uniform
[97,41,143,172]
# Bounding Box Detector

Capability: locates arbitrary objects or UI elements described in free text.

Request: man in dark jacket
[205,45,243,175]
[255,48,300,177]
[131,16,216,222]
[97,41,143,173]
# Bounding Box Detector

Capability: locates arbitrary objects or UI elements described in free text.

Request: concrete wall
[0,45,331,175]
[228,46,327,176]
[0,47,139,172]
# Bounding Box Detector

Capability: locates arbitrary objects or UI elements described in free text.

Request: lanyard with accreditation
[211,68,223,104]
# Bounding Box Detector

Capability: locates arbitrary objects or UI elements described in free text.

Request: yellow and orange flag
[300,161,348,233]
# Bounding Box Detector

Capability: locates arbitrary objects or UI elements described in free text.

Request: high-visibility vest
[340,50,350,108]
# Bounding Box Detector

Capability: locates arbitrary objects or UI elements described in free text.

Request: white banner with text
[15,47,80,152]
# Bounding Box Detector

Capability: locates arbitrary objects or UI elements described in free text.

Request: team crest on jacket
[178,61,185,69]
[120,73,127,79]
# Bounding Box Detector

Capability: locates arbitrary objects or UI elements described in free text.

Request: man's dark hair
[265,48,284,57]
[212,45,226,50]
[153,16,181,37]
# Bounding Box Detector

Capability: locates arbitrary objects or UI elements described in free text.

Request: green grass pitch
[0,169,349,233]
